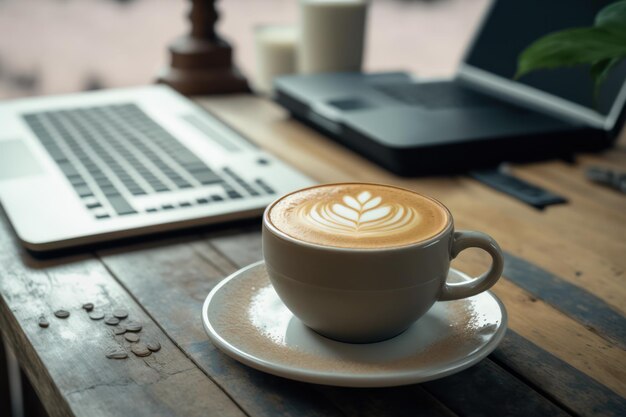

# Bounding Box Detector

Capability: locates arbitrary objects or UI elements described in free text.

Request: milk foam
[301,190,420,236]
[269,184,449,248]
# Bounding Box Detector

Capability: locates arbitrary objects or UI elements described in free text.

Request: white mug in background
[299,0,369,74]
[254,25,299,95]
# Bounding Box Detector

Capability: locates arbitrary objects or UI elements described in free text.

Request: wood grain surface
[0,93,624,417]
[2,1,624,416]
[0,213,246,417]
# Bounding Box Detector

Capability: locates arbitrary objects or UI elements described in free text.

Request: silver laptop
[0,85,314,251]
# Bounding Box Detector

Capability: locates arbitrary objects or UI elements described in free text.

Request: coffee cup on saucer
[262,183,504,343]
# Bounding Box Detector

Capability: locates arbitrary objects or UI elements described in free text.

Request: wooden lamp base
[157,0,250,96]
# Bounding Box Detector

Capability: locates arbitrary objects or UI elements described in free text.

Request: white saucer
[202,261,507,387]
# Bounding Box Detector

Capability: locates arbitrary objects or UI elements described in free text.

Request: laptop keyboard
[374,82,502,108]
[22,104,274,220]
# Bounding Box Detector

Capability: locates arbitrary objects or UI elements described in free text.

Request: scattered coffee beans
[54,310,70,319]
[38,316,49,328]
[113,309,128,319]
[105,317,120,326]
[105,347,128,360]
[124,333,139,343]
[124,321,142,332]
[89,311,105,320]
[112,326,126,335]
[131,344,151,357]
[146,340,161,352]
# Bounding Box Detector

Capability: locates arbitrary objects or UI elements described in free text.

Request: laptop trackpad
[0,140,45,180]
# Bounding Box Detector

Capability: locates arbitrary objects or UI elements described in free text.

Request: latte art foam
[269,184,449,248]
[301,191,420,236]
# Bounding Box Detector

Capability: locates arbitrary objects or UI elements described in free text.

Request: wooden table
[1,95,625,417]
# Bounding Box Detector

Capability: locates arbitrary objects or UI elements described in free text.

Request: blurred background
[0,0,489,100]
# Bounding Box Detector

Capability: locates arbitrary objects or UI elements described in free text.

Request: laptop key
[227,191,243,199]
[193,170,222,185]
[107,195,137,215]
[74,185,94,197]
[100,185,119,196]
[255,179,276,194]
[47,147,66,161]
[68,175,85,186]
[58,162,79,177]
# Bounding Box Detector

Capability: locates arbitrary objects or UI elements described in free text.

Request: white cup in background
[254,25,298,95]
[299,0,369,74]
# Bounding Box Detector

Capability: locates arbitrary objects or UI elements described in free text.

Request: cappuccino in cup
[269,183,449,249]
[263,183,504,343]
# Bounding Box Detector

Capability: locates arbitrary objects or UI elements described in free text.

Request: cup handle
[439,230,504,301]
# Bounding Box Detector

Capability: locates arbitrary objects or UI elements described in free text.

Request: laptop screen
[464,0,626,117]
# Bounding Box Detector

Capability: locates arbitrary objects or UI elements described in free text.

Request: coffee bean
[89,311,104,320]
[124,321,142,332]
[82,303,94,312]
[105,347,128,360]
[146,340,161,352]
[112,326,126,335]
[131,344,151,357]
[54,310,70,319]
[124,333,139,343]
[113,309,128,319]
[105,316,120,326]
[38,316,49,328]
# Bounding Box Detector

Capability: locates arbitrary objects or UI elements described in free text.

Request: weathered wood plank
[205,229,264,269]
[503,252,626,349]
[446,177,626,266]
[453,252,626,397]
[97,239,350,417]
[580,149,626,172]
[492,331,626,417]
[21,367,50,417]
[440,187,626,327]
[0,212,246,417]
[422,359,572,417]
[512,160,626,217]
[315,385,458,417]
[0,332,13,417]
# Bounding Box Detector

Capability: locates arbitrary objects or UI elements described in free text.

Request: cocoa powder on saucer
[210,266,499,375]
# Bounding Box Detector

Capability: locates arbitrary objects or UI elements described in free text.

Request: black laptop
[275,0,626,176]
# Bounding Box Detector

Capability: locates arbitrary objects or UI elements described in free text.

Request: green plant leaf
[595,0,626,38]
[514,1,626,106]
[515,27,626,79]
[591,59,617,99]
[591,57,621,88]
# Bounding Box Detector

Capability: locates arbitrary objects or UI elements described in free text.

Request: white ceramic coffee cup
[262,189,504,343]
